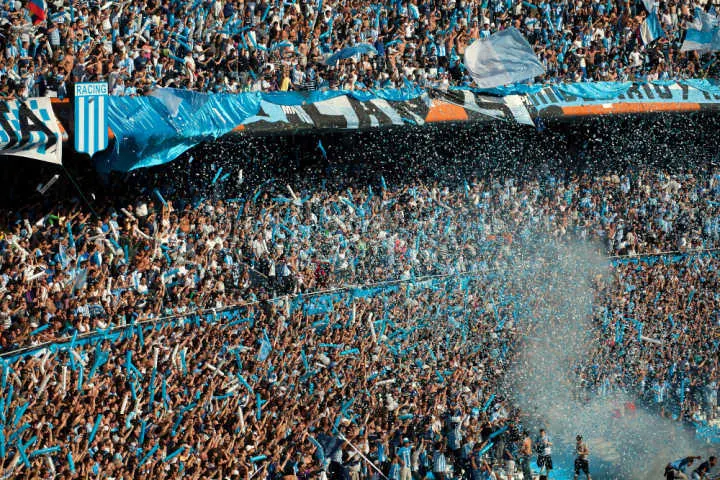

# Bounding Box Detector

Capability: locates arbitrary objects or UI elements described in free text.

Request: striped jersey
[432,452,446,473]
[398,446,412,467]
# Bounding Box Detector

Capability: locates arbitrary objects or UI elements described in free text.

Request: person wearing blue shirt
[375,431,390,474]
[692,456,717,480]
[432,442,447,480]
[389,453,402,480]
[470,446,494,480]
[469,442,483,480]
[665,456,701,479]
[535,428,553,479]
[398,438,412,480]
[446,415,463,462]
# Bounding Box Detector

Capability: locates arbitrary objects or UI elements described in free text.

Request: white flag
[464,28,545,89]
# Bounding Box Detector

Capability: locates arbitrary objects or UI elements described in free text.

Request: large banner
[93,79,720,173]
[528,80,720,118]
[236,89,531,135]
[0,98,63,164]
[98,87,530,172]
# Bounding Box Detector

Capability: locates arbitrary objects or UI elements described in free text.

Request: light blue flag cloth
[696,7,718,31]
[683,78,720,95]
[641,0,658,13]
[258,330,272,362]
[463,27,545,89]
[681,9,720,52]
[640,9,665,45]
[325,43,377,65]
[681,27,720,52]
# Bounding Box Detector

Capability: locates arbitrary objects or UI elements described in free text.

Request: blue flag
[681,9,720,52]
[325,43,378,65]
[258,330,272,362]
[640,10,664,45]
[681,26,720,52]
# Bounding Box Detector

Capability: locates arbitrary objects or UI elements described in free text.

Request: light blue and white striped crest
[74,82,108,157]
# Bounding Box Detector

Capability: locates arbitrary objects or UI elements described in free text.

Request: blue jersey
[433,452,446,473]
[389,462,401,480]
[398,447,412,467]
[377,443,387,463]
[477,470,492,480]
[447,426,462,450]
[670,458,693,471]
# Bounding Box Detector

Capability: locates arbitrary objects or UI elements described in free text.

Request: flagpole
[338,433,389,480]
[62,166,99,219]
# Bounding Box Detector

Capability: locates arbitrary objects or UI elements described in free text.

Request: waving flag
[681,9,720,52]
[464,28,545,89]
[28,0,47,24]
[409,3,420,19]
[641,0,658,13]
[640,10,664,45]
[325,43,377,66]
[681,28,719,52]
[688,7,716,31]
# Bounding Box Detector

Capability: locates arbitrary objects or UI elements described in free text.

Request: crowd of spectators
[0,271,529,478]
[0,0,717,99]
[4,169,720,349]
[0,166,718,476]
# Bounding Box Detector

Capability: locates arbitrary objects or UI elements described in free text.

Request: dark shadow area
[1,112,719,215]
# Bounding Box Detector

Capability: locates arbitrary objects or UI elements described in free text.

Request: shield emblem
[74,82,108,157]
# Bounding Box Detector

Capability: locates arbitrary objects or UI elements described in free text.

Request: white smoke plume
[503,240,713,479]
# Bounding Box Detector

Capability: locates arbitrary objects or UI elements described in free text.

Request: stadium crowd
[5,169,720,349]
[0,167,718,476]
[0,0,715,98]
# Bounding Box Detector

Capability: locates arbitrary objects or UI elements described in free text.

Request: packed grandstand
[1,0,719,98]
[0,0,720,478]
[0,157,718,478]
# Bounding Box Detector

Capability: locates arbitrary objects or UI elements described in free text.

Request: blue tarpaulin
[95,79,720,173]
[97,86,427,172]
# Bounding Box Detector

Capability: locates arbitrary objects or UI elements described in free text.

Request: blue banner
[99,89,261,172]
[530,80,720,110]
[94,79,720,172]
[95,86,509,172]
[553,82,633,101]
[682,78,720,96]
